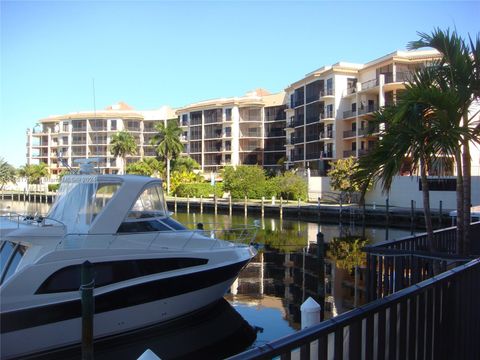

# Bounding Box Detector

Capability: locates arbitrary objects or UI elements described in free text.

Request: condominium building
[26,102,176,175]
[284,49,443,174]
[28,49,479,177]
[176,89,286,172]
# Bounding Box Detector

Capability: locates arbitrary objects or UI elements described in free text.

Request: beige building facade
[26,102,175,174]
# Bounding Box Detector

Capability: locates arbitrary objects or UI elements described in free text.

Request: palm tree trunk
[455,149,464,255]
[420,158,434,251]
[462,136,471,255]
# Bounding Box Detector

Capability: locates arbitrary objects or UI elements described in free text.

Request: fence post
[174,194,177,213]
[298,198,301,216]
[200,196,203,214]
[244,196,248,217]
[214,194,217,215]
[386,198,390,241]
[187,196,190,214]
[261,197,265,217]
[410,200,415,235]
[229,194,232,216]
[80,261,94,360]
[439,200,443,227]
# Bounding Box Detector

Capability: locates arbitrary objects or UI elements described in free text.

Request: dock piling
[80,261,95,360]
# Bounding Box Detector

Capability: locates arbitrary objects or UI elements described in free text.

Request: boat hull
[1,272,243,359]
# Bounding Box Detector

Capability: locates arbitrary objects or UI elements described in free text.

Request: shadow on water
[21,300,256,360]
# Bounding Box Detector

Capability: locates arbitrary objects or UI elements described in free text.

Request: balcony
[306,133,320,142]
[343,130,357,138]
[321,151,333,158]
[286,118,295,128]
[358,104,378,115]
[343,110,357,119]
[361,78,379,91]
[294,153,304,161]
[320,130,333,140]
[265,129,284,137]
[72,127,87,132]
[319,111,335,121]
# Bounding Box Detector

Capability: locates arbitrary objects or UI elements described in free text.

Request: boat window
[117,220,173,233]
[0,242,28,285]
[127,184,167,219]
[162,217,187,230]
[3,245,27,283]
[36,258,208,294]
[0,241,15,274]
[48,175,121,233]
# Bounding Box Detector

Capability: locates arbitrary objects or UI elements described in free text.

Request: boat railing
[57,224,259,251]
[0,210,66,231]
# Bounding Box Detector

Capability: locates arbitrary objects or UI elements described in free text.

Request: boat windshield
[48,175,121,233]
[127,184,167,219]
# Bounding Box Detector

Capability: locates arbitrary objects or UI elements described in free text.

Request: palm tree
[18,163,49,186]
[408,28,480,254]
[357,66,466,250]
[150,119,183,194]
[0,158,16,190]
[110,130,137,174]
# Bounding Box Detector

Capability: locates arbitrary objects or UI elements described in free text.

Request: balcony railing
[343,130,357,138]
[343,110,357,119]
[343,150,356,157]
[320,111,335,120]
[319,130,333,139]
[361,78,379,90]
[358,104,379,115]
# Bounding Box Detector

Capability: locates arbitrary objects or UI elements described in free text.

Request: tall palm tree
[357,66,466,250]
[110,130,137,174]
[408,28,480,254]
[150,119,183,194]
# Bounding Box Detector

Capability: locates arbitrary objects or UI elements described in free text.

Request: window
[36,257,208,294]
[127,184,167,219]
[63,122,69,132]
[0,242,28,285]
[110,120,117,131]
[225,108,232,121]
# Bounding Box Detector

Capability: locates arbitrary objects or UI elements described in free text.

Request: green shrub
[222,165,268,199]
[48,183,60,192]
[174,182,223,198]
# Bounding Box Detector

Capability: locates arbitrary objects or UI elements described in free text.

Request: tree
[408,28,480,254]
[110,130,137,174]
[170,170,201,194]
[222,165,267,199]
[0,158,16,190]
[269,171,308,201]
[171,156,200,173]
[328,157,365,203]
[18,163,48,185]
[150,119,183,195]
[126,157,164,176]
[356,66,467,251]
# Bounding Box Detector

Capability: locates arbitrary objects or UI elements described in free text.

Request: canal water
[1,201,412,358]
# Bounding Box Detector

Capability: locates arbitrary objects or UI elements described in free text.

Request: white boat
[0,165,258,359]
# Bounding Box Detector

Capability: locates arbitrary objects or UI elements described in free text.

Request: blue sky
[1,0,479,166]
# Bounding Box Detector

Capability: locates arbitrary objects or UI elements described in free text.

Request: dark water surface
[1,201,412,358]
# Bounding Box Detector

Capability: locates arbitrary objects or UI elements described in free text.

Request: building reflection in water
[228,219,371,330]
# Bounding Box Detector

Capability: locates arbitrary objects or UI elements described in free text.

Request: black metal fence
[365,222,480,301]
[229,223,480,360]
[229,258,480,360]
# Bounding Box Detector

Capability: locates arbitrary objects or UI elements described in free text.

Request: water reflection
[173,212,412,344]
